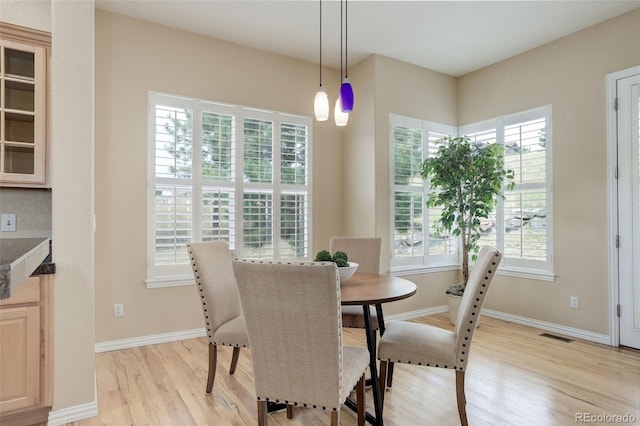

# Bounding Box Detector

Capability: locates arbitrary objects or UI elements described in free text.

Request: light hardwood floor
[68,314,640,426]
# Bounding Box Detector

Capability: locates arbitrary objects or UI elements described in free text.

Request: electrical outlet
[1,214,16,232]
[570,296,579,309]
[113,304,124,317]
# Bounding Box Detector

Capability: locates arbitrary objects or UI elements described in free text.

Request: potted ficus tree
[420,136,515,324]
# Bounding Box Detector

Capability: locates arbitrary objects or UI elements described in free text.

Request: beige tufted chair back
[187,240,249,393]
[329,236,383,330]
[329,237,381,274]
[189,240,243,341]
[454,246,502,368]
[233,260,369,426]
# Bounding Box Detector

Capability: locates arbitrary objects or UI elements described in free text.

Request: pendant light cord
[345,0,348,78]
[340,0,343,79]
[319,0,322,85]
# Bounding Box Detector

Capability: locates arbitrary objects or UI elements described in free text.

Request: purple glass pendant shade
[339,77,354,112]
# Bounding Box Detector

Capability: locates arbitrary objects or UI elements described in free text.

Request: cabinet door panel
[0,306,40,411]
[5,80,35,111]
[0,34,47,186]
[4,48,35,78]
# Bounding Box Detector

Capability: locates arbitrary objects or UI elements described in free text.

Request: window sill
[497,267,556,282]
[145,274,195,289]
[391,264,555,282]
[391,264,459,276]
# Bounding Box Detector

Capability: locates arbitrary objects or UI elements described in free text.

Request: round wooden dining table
[341,272,417,306]
[340,272,417,426]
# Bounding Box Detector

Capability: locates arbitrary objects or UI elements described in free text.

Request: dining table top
[340,272,417,306]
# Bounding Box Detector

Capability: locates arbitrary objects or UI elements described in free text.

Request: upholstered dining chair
[233,260,370,426]
[377,246,502,426]
[187,240,249,393]
[329,237,382,330]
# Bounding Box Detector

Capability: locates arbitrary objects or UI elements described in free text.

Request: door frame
[607,65,640,347]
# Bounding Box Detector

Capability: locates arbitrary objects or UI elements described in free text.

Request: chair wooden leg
[386,361,395,387]
[206,344,217,393]
[356,373,365,426]
[378,360,387,404]
[286,404,293,419]
[257,400,268,426]
[456,370,468,426]
[229,346,240,375]
[330,410,340,426]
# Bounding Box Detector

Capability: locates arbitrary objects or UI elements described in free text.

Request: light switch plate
[1,214,16,232]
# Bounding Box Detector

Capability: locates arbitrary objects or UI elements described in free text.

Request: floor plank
[67,314,640,425]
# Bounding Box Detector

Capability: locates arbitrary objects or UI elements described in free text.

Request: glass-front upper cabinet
[1,37,47,186]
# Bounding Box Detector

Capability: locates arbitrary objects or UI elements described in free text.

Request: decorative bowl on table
[338,262,359,283]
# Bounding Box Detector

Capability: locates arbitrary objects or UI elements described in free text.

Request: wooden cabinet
[0,305,40,411]
[0,275,52,425]
[0,23,50,187]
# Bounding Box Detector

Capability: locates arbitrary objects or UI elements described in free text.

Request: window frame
[460,106,554,280]
[146,92,312,288]
[390,106,554,281]
[389,114,458,272]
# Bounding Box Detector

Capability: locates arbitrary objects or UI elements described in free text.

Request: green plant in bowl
[314,250,358,282]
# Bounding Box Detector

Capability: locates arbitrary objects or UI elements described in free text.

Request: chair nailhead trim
[377,251,500,378]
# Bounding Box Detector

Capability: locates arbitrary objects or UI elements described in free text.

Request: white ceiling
[95,0,640,77]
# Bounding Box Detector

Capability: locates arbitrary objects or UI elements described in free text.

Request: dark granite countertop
[0,237,53,299]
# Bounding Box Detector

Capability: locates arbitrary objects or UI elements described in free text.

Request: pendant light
[335,0,349,126]
[314,0,329,121]
[334,98,349,126]
[339,0,354,113]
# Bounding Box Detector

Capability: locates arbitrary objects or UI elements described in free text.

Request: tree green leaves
[421,136,515,286]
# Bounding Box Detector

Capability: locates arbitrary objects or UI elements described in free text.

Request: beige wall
[94,10,346,342]
[342,10,640,328]
[95,9,640,337]
[0,0,51,31]
[50,0,96,412]
[458,9,640,333]
[372,55,458,275]
[1,0,97,414]
[343,56,377,236]
[342,55,460,314]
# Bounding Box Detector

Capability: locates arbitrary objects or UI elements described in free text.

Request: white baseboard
[48,400,98,426]
[95,328,206,353]
[93,310,450,354]
[94,307,612,355]
[385,305,449,321]
[389,306,611,345]
[481,309,612,345]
